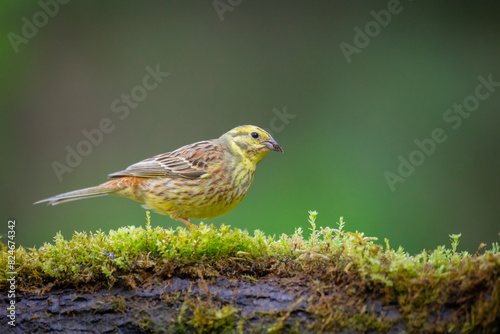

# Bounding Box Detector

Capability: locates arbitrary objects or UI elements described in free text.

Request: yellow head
[220,125,284,165]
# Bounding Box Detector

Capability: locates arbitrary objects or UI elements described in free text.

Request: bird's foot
[177,217,198,229]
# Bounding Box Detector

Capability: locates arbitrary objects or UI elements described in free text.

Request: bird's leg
[177,217,198,229]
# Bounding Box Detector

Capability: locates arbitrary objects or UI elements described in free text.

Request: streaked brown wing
[108,140,223,179]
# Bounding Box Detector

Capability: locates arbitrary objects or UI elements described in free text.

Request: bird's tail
[34,185,115,206]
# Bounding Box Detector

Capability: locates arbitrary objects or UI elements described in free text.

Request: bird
[35,125,283,228]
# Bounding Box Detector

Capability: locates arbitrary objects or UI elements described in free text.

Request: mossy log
[2,214,499,333]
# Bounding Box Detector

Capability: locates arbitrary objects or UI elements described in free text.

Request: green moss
[1,211,498,332]
[110,295,126,313]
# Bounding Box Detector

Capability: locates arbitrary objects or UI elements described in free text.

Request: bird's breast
[225,162,255,192]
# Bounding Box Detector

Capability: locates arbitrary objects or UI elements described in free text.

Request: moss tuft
[1,211,498,332]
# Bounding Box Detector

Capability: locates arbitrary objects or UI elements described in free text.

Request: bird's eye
[250,132,260,139]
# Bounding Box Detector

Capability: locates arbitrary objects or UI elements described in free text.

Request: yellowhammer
[35,125,283,228]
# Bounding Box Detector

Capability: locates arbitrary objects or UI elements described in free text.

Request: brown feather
[107,140,223,179]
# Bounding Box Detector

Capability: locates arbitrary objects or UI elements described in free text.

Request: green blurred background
[1,1,499,254]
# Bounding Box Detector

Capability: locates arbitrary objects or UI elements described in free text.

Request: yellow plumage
[35,125,283,228]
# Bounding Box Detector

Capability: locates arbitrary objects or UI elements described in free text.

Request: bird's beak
[264,139,284,153]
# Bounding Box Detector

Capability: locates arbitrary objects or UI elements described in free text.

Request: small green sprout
[242,275,258,282]
[449,233,461,254]
[308,210,318,247]
[491,242,499,254]
[336,216,345,235]
[308,210,318,227]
